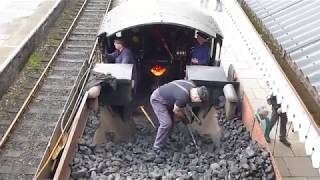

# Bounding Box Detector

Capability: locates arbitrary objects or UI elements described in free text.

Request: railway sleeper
[0,140,48,158]
[28,103,68,114]
[54,60,83,67]
[85,7,108,11]
[0,156,41,175]
[51,66,83,74]
[59,50,90,59]
[51,67,81,76]
[71,30,97,35]
[69,34,96,40]
[74,25,100,31]
[62,47,92,53]
[83,9,106,13]
[77,21,101,26]
[81,12,105,17]
[43,80,76,89]
[22,113,61,122]
[0,117,13,126]
[28,106,62,115]
[65,43,93,49]
[79,17,103,21]
[46,75,77,82]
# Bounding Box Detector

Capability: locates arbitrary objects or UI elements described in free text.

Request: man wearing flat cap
[105,38,135,64]
[150,80,209,150]
[191,31,210,65]
[88,38,135,112]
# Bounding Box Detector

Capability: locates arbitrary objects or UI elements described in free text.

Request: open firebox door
[91,63,136,144]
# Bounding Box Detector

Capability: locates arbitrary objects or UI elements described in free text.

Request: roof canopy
[243,0,320,95]
[98,0,223,38]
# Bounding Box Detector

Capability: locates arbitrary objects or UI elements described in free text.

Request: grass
[26,52,43,72]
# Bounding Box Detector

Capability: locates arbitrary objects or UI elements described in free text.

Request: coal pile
[70,108,275,180]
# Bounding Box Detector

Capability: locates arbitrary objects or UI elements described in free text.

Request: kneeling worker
[150,80,209,150]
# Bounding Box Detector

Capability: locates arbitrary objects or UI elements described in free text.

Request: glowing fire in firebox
[150,64,167,76]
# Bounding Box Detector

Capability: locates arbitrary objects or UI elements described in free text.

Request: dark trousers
[267,108,288,139]
[150,89,173,149]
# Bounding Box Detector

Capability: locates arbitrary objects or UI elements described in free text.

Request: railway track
[0,0,109,179]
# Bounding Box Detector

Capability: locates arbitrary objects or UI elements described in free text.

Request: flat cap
[197,31,209,39]
[114,38,126,46]
[197,86,209,102]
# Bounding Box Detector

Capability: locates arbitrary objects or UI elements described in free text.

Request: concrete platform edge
[0,0,67,98]
[242,93,282,180]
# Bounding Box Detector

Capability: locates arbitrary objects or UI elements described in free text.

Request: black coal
[70,108,275,180]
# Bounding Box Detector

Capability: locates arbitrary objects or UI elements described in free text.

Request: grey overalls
[150,80,194,149]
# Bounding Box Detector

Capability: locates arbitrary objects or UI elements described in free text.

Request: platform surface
[0,0,58,71]
[199,0,320,179]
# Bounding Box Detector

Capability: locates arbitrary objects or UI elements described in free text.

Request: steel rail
[0,0,89,148]
[59,0,113,137]
[59,38,98,132]
[60,0,112,133]
[34,47,95,180]
[35,1,113,178]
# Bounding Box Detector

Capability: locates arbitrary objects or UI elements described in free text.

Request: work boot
[153,146,162,154]
[265,136,271,143]
[280,138,291,147]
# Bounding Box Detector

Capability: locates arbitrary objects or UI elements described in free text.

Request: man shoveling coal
[150,80,209,151]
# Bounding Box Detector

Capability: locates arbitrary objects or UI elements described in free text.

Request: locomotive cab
[99,24,222,94]
[92,0,239,141]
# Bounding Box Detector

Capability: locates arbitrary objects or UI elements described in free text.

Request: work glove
[173,111,190,124]
[181,108,194,124]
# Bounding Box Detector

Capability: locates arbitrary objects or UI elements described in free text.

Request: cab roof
[98,0,223,38]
